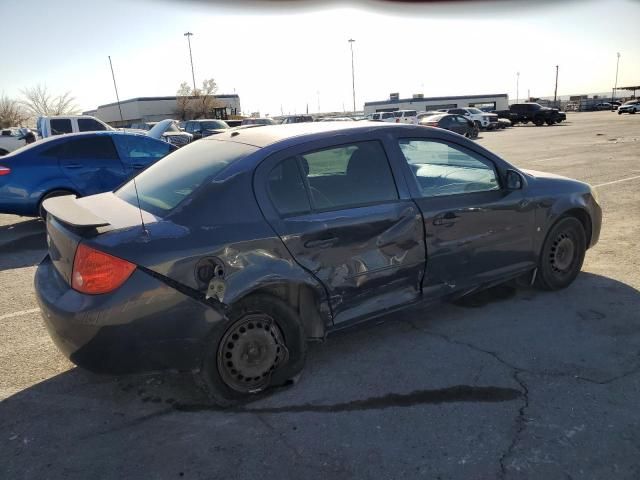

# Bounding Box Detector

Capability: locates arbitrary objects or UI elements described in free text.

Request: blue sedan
[0,131,175,217]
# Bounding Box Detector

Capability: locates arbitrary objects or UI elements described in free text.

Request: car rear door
[113,135,175,174]
[255,136,425,325]
[392,136,536,297]
[55,136,128,195]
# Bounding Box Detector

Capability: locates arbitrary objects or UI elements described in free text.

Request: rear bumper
[35,255,225,374]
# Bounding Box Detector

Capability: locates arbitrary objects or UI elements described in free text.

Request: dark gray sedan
[35,122,602,406]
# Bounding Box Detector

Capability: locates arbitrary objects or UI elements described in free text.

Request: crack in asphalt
[403,319,640,479]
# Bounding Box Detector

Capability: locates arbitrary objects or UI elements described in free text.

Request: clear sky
[1,0,638,116]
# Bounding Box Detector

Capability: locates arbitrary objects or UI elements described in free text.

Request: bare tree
[0,93,30,128]
[175,82,192,121]
[21,84,79,117]
[174,78,224,120]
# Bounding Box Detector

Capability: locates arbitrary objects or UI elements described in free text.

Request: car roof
[200,121,412,148]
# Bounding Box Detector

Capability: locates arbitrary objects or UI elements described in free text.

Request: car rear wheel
[38,190,75,219]
[534,117,545,126]
[546,118,555,125]
[197,294,307,407]
[535,217,586,290]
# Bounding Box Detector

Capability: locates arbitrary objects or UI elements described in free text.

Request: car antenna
[109,55,148,236]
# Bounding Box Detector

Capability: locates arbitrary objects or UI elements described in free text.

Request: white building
[363,93,509,115]
[84,95,241,127]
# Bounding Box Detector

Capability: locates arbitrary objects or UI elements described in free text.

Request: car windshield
[116,139,257,216]
[623,100,638,105]
[467,108,483,114]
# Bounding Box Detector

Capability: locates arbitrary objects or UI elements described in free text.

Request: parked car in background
[564,103,579,112]
[497,118,512,128]
[370,112,396,122]
[318,117,354,122]
[595,102,612,110]
[0,131,175,217]
[225,119,243,127]
[0,128,35,156]
[419,113,479,139]
[241,118,276,126]
[610,101,621,110]
[147,119,193,147]
[36,115,113,138]
[494,103,563,126]
[618,99,640,114]
[279,115,314,124]
[416,111,445,122]
[184,119,229,140]
[35,122,601,406]
[393,110,418,124]
[438,108,496,129]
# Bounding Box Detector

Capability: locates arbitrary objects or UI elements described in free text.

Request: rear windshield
[116,139,257,216]
[201,121,229,130]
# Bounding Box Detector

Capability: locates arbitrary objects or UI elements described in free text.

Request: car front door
[393,136,536,297]
[55,136,128,195]
[255,138,426,325]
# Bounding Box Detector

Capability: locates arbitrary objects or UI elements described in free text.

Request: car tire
[535,217,586,291]
[546,118,555,125]
[534,117,545,126]
[0,149,8,156]
[197,293,307,407]
[631,109,637,114]
[618,110,623,115]
[38,189,75,219]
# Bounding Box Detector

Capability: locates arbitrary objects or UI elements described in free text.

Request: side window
[267,157,311,216]
[115,136,172,160]
[398,139,500,198]
[49,119,73,135]
[372,113,380,120]
[299,141,398,210]
[77,118,107,132]
[65,136,119,160]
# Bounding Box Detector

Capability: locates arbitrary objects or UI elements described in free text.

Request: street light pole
[516,72,520,104]
[612,52,621,105]
[553,65,559,106]
[184,32,197,94]
[348,39,356,113]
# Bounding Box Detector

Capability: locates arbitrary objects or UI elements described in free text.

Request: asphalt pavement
[1,111,639,479]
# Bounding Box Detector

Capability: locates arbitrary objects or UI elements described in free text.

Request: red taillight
[0,166,11,176]
[72,244,136,294]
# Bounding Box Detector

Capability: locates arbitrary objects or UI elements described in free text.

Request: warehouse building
[84,94,241,127]
[363,93,509,115]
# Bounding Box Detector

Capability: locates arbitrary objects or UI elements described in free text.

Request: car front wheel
[197,294,307,407]
[535,217,586,290]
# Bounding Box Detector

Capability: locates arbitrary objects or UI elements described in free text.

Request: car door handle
[63,163,83,169]
[304,236,339,248]
[433,212,458,226]
[132,163,146,169]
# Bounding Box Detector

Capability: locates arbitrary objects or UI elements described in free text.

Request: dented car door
[255,138,426,325]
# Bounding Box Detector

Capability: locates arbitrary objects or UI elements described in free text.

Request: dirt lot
[1,111,639,479]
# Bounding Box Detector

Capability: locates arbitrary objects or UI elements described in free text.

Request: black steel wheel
[197,294,307,407]
[535,217,586,290]
[217,313,287,394]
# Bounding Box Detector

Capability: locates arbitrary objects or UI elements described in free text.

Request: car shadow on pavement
[0,219,46,271]
[1,272,639,478]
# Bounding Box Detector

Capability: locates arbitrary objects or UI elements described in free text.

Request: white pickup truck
[36,115,112,138]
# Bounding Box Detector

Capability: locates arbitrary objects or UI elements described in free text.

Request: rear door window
[114,136,173,161]
[77,118,107,132]
[267,157,311,216]
[296,141,398,210]
[50,119,73,135]
[65,136,119,159]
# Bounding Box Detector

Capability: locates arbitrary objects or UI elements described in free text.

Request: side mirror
[506,170,523,190]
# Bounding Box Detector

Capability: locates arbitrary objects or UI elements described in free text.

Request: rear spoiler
[43,195,110,228]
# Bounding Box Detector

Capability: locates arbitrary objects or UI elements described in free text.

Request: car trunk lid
[43,193,159,284]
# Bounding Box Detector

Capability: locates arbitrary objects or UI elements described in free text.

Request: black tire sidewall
[38,190,75,219]
[536,217,586,290]
[198,294,307,407]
